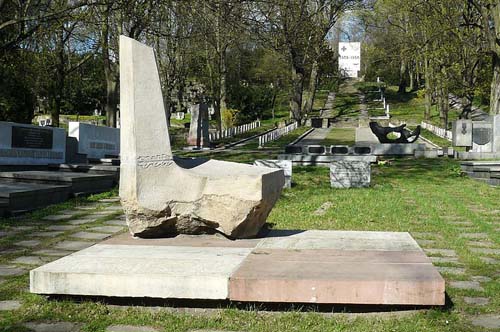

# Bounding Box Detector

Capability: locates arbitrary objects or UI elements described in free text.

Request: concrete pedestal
[31,230,445,305]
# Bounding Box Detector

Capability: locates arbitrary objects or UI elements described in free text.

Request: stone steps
[461,161,500,186]
[48,163,120,182]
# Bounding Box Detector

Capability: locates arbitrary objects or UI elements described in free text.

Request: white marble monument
[119,36,284,238]
[68,122,120,159]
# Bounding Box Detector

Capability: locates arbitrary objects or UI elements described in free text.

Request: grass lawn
[321,128,356,146]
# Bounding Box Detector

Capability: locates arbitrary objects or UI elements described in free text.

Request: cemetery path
[294,128,332,146]
[320,91,336,118]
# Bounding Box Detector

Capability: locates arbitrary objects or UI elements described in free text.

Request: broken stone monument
[187,104,209,148]
[119,36,284,239]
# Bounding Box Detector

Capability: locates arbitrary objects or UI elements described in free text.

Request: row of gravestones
[254,159,370,189]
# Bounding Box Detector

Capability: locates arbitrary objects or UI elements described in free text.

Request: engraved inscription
[89,141,116,150]
[0,148,63,159]
[12,126,53,149]
[137,154,173,168]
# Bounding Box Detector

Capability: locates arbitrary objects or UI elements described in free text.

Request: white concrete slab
[30,244,252,299]
[258,230,422,251]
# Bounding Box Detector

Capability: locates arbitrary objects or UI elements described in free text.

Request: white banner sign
[339,42,361,78]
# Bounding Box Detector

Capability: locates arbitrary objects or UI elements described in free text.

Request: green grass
[321,128,356,146]
[382,87,461,128]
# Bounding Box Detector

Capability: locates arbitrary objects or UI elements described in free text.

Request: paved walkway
[295,128,331,146]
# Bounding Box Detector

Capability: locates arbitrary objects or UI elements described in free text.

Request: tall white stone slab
[68,122,120,159]
[0,122,66,165]
[339,42,361,78]
[118,36,284,239]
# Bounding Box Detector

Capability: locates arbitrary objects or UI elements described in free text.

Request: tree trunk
[102,5,118,128]
[424,57,432,120]
[303,58,319,114]
[105,78,118,127]
[409,66,415,91]
[398,59,407,93]
[219,47,227,120]
[290,64,304,125]
[51,24,65,127]
[490,52,500,115]
[460,94,473,119]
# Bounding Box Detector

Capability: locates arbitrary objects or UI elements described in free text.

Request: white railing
[209,120,260,141]
[421,121,452,141]
[259,122,298,147]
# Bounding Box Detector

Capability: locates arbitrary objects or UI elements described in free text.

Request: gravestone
[175,112,185,120]
[118,36,284,239]
[68,122,120,159]
[452,119,473,147]
[330,161,370,188]
[453,115,500,159]
[254,160,292,188]
[187,104,209,148]
[0,122,66,165]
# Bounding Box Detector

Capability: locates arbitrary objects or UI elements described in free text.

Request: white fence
[259,122,298,147]
[209,120,260,141]
[421,121,452,141]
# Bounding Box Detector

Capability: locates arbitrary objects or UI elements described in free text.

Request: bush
[227,84,273,124]
[222,108,240,128]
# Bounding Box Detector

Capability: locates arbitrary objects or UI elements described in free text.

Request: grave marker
[0,122,65,165]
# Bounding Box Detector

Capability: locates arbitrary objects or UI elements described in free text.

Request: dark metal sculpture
[369,122,421,144]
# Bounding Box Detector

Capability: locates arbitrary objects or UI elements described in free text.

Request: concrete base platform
[0,182,70,212]
[30,230,445,306]
[0,171,115,195]
[460,161,500,186]
[457,152,500,160]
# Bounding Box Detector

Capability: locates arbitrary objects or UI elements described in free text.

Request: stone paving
[106,325,159,332]
[24,322,81,332]
[413,214,499,328]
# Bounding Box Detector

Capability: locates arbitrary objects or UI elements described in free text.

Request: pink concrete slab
[229,249,444,305]
[103,232,260,248]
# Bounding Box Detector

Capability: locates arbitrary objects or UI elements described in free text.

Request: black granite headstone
[11,126,53,149]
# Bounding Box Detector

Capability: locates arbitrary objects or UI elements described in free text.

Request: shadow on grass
[375,158,463,185]
[49,294,452,314]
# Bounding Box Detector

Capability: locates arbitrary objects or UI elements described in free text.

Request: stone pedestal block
[254,160,292,188]
[330,161,370,188]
